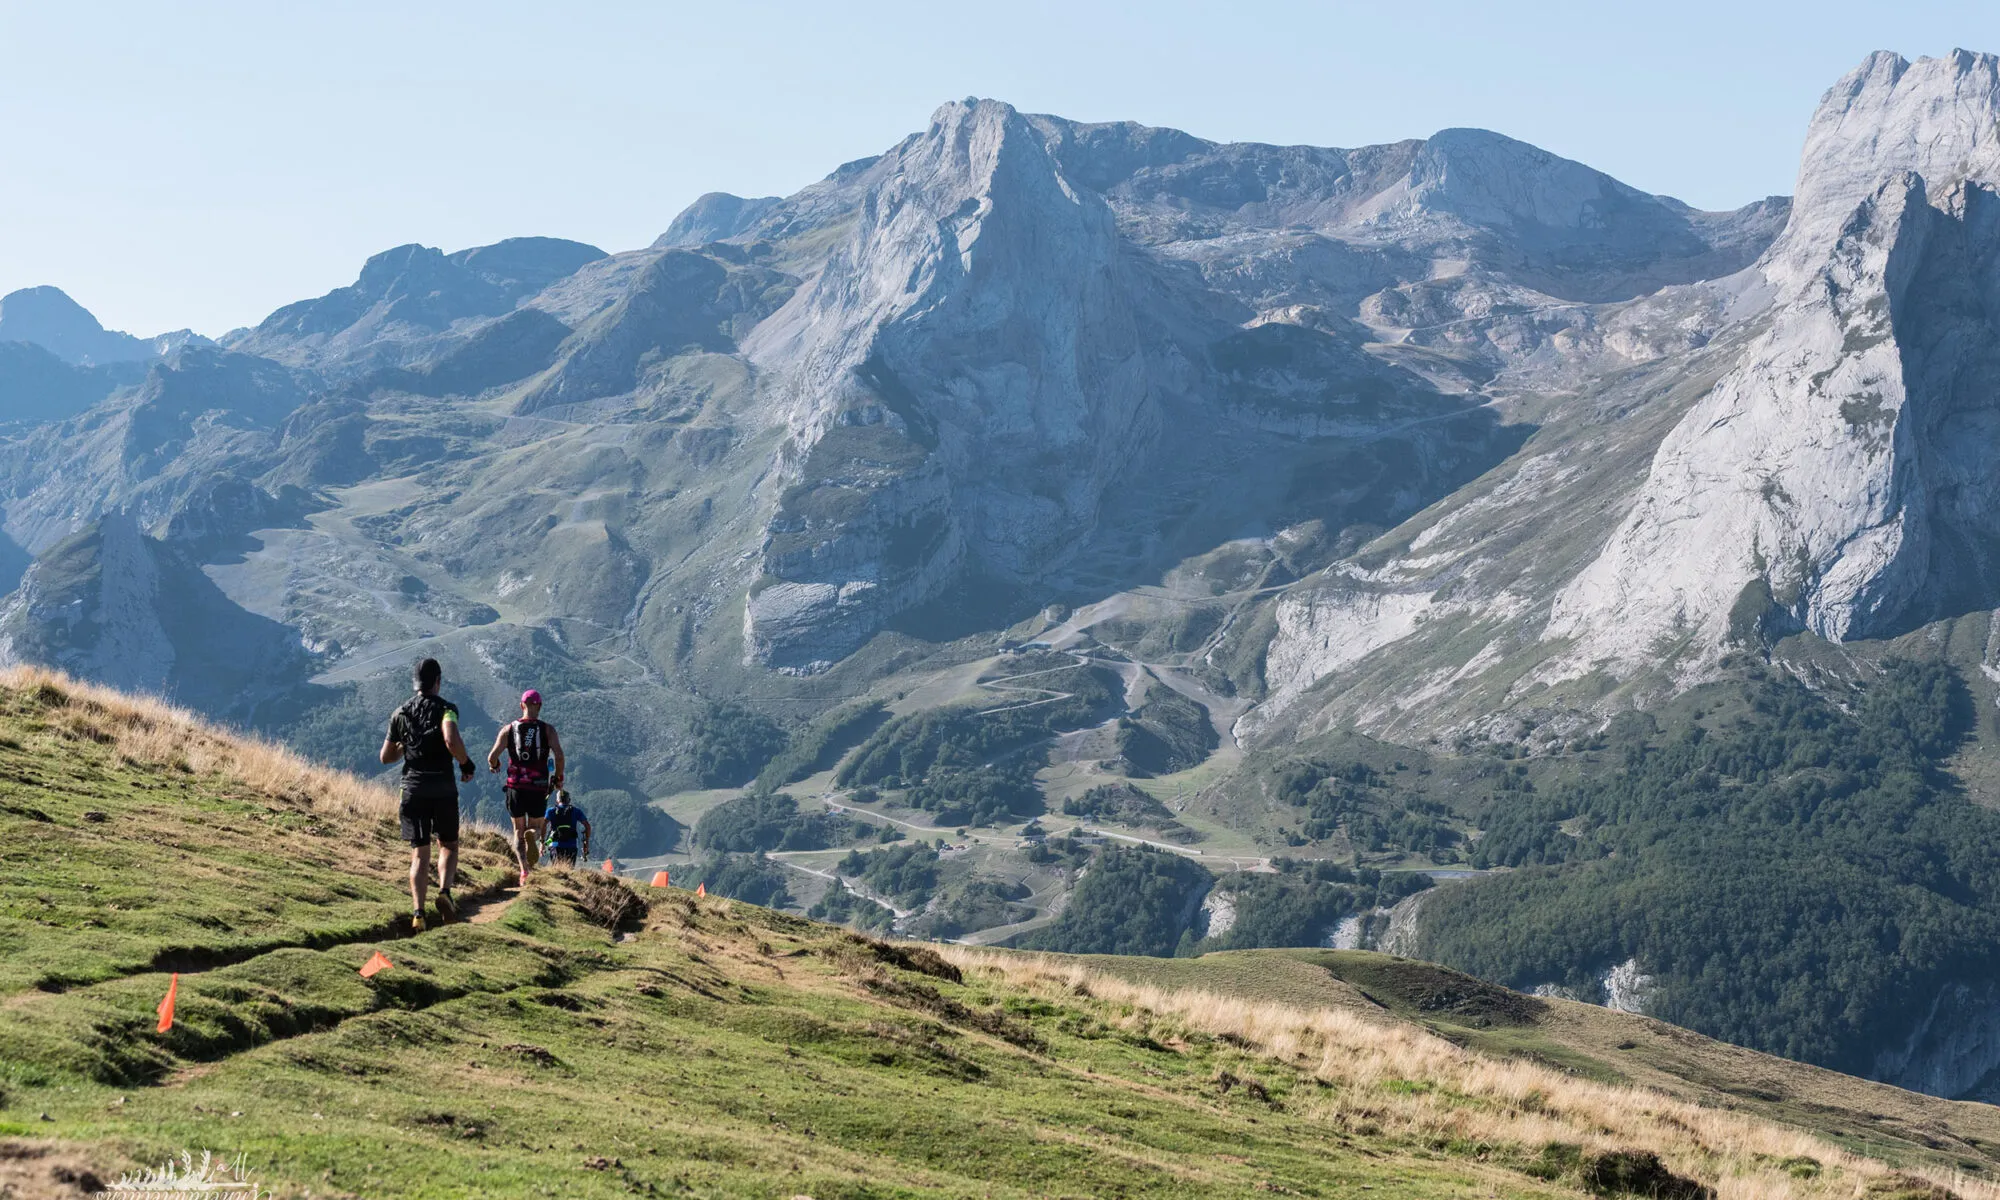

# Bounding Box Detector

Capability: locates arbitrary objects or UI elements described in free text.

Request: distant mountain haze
[0,284,206,366]
[0,285,215,425]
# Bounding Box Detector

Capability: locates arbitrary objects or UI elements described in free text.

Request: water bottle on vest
[506,719,553,792]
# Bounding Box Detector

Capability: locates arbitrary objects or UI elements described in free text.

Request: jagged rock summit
[1549,50,2000,671]
[725,97,1790,670]
[739,99,1166,668]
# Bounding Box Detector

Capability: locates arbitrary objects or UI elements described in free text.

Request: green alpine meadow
[7,668,2000,1200]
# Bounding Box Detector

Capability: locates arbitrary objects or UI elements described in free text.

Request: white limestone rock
[1549,51,2000,672]
[740,99,1166,667]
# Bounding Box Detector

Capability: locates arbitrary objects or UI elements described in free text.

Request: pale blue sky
[3,1,1996,337]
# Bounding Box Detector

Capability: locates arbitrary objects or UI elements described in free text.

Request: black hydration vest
[395,693,458,782]
[547,803,583,846]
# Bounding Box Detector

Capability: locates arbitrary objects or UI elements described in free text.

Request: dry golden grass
[946,947,1995,1200]
[2,664,396,819]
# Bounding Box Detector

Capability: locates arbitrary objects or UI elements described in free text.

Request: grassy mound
[4,668,2000,1199]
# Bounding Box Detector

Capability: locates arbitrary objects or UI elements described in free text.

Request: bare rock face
[741,100,1167,669]
[0,514,173,693]
[0,347,311,554]
[0,512,311,721]
[1874,979,2000,1099]
[227,237,607,375]
[1549,51,2000,669]
[654,192,783,248]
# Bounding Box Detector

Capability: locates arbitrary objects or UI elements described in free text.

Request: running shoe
[411,912,426,933]
[433,890,456,923]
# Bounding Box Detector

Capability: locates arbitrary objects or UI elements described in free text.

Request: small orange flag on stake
[602,858,616,874]
[156,973,178,1033]
[650,870,670,888]
[359,951,394,979]
[695,882,706,898]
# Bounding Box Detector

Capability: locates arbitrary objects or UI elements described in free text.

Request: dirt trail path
[463,886,520,925]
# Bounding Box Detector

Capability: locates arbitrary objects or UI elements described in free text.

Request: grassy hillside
[3,669,1999,1200]
[1060,950,2000,1179]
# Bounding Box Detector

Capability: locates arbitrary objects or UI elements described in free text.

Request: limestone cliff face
[1873,979,2000,1099]
[0,515,173,694]
[1549,52,2000,669]
[1242,53,2000,743]
[741,100,1168,668]
[0,513,312,722]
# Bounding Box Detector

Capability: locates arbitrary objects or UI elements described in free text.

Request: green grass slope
[1063,950,2000,1179]
[0,669,1994,1200]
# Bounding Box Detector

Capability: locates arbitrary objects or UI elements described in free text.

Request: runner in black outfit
[378,657,478,930]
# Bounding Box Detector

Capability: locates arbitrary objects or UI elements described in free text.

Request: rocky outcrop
[1873,979,2000,1099]
[655,192,783,248]
[1601,958,1659,1015]
[228,237,605,373]
[1197,887,1238,941]
[519,248,794,414]
[0,514,173,693]
[1549,51,2000,671]
[1376,888,1431,957]
[741,99,1169,667]
[0,513,314,721]
[1522,960,1660,1013]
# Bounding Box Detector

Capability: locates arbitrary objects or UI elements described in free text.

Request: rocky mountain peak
[655,192,783,248]
[1394,126,1669,231]
[0,286,155,366]
[1771,49,2000,285]
[738,92,1162,668]
[1545,50,2000,672]
[229,235,604,373]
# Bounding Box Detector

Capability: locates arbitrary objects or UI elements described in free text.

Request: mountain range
[6,50,2000,1099]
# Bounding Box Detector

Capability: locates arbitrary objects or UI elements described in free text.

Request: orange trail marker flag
[695,882,706,898]
[650,870,670,888]
[359,951,394,979]
[156,973,178,1033]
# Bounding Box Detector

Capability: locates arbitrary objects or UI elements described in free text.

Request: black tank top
[392,693,459,782]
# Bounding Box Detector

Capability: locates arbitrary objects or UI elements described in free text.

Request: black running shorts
[548,845,579,867]
[505,787,549,820]
[399,787,460,847]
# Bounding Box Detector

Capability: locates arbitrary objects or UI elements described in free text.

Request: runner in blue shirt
[542,790,591,867]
